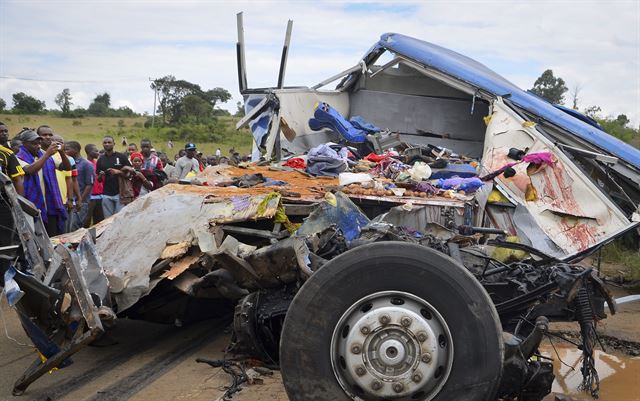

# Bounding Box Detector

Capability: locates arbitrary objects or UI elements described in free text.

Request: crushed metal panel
[94,186,281,311]
[482,101,632,257]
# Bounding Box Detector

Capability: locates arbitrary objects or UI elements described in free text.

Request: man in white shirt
[174,143,200,180]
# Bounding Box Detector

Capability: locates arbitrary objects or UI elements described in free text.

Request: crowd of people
[0,121,247,238]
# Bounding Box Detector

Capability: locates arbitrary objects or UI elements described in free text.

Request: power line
[0,75,145,84]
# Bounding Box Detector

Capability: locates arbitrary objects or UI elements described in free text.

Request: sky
[0,0,639,126]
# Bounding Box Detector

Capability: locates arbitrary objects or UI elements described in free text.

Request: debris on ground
[3,20,640,401]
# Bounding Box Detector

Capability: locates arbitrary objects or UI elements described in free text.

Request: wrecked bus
[2,16,640,401]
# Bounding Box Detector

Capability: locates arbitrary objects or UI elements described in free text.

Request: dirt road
[2,285,638,401]
[0,301,287,401]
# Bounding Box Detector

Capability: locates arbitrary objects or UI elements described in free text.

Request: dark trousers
[45,214,61,237]
[86,199,104,227]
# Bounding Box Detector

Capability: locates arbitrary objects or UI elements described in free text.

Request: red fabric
[130,152,143,161]
[283,157,306,169]
[364,152,387,162]
[90,159,103,195]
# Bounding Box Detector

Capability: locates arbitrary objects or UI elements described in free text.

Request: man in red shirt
[84,144,104,227]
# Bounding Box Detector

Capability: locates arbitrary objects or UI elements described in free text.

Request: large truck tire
[280,241,503,401]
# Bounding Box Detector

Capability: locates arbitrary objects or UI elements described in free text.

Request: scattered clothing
[306,156,348,177]
[306,144,350,177]
[522,151,556,167]
[429,163,477,179]
[263,178,288,186]
[283,157,306,169]
[232,173,266,188]
[436,177,484,193]
[414,181,439,194]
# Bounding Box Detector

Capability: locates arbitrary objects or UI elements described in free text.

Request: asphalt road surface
[0,301,289,401]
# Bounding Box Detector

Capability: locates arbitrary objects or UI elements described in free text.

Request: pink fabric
[522,151,555,166]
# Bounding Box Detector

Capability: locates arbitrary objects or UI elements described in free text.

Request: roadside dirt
[1,282,638,401]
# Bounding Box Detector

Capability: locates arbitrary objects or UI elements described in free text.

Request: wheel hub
[331,291,453,400]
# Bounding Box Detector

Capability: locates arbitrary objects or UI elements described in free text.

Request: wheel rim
[330,291,454,400]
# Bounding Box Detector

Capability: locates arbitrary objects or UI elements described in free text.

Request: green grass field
[0,114,254,158]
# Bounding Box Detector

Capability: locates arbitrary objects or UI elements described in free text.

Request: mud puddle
[540,339,640,401]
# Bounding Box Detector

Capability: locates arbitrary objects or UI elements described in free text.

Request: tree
[583,105,602,119]
[0,98,6,112]
[55,88,73,114]
[93,92,111,107]
[87,101,108,116]
[615,114,630,127]
[530,69,568,104]
[569,83,582,110]
[182,95,213,122]
[87,92,111,116]
[202,87,231,109]
[151,76,232,124]
[234,101,245,117]
[12,92,46,114]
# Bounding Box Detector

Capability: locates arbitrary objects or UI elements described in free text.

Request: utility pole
[149,77,157,128]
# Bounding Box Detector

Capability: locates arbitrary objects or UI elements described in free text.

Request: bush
[132,122,143,128]
[117,119,126,128]
[72,120,82,126]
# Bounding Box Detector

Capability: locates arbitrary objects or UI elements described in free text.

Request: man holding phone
[16,129,69,236]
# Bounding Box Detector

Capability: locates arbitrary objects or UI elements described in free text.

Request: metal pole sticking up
[274,19,293,162]
[236,12,248,94]
[149,77,157,128]
[277,20,293,89]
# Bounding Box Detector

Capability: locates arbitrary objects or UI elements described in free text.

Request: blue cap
[185,143,196,150]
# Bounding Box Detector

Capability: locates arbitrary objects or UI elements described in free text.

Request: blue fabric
[429,163,478,179]
[436,177,484,192]
[16,146,67,231]
[296,192,370,242]
[369,33,640,169]
[3,267,24,307]
[309,102,367,143]
[245,95,273,150]
[308,143,350,160]
[306,156,348,177]
[350,116,381,133]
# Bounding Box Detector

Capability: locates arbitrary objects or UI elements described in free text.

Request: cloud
[0,0,638,126]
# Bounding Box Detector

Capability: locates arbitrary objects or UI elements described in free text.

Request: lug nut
[417,331,428,342]
[351,344,362,354]
[379,314,391,325]
[421,352,432,363]
[392,382,404,393]
[371,380,383,391]
[412,373,422,383]
[400,316,412,327]
[355,366,366,376]
[360,326,370,335]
